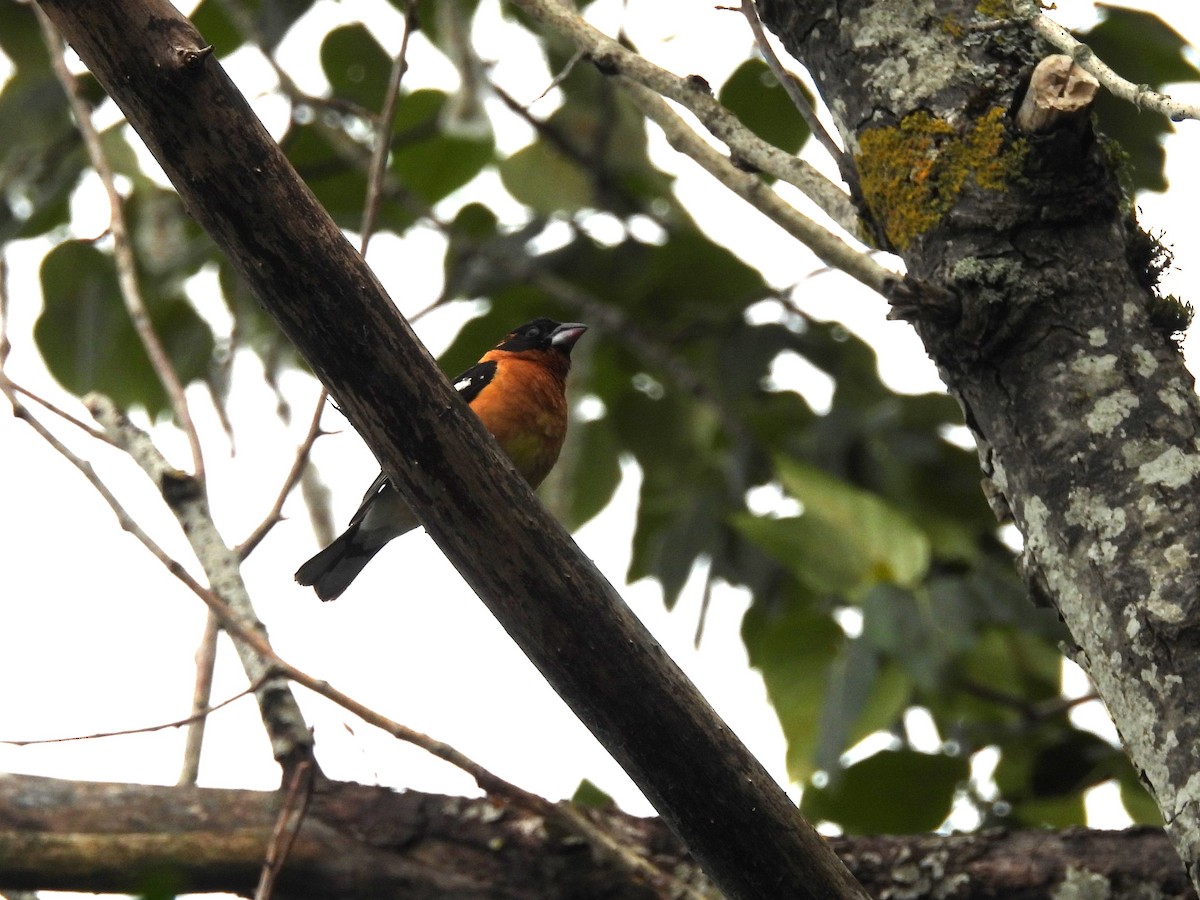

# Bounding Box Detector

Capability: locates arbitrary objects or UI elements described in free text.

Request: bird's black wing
[451,359,498,405]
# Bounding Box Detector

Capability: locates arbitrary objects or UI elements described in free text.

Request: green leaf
[500,140,594,214]
[321,24,392,112]
[860,584,963,691]
[815,644,912,775]
[734,512,870,595]
[283,124,381,230]
[1089,6,1200,86]
[993,727,1113,829]
[571,778,614,809]
[413,0,484,50]
[743,590,843,783]
[1117,769,1163,826]
[718,59,811,156]
[390,90,494,205]
[1006,794,1086,829]
[35,241,214,417]
[556,413,622,530]
[801,749,969,833]
[191,0,246,55]
[775,456,931,587]
[0,64,82,240]
[737,457,931,596]
[0,1,46,70]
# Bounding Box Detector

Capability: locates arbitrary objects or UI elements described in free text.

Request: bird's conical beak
[551,322,588,349]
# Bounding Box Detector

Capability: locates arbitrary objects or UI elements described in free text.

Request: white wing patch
[454,375,476,393]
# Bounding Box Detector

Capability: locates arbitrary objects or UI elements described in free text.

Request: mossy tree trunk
[758,0,1200,884]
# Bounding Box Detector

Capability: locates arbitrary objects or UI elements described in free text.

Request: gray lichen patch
[1069,353,1119,380]
[1159,386,1193,416]
[1130,344,1159,379]
[1137,446,1200,489]
[1084,389,1139,436]
[848,0,963,109]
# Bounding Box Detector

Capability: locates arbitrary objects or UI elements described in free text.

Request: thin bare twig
[0,389,216,606]
[739,0,854,191]
[35,7,207,482]
[0,254,9,369]
[360,1,417,253]
[0,376,114,444]
[1029,9,1200,123]
[185,579,704,898]
[1,682,261,747]
[178,610,222,785]
[10,373,694,898]
[254,759,315,900]
[237,390,328,560]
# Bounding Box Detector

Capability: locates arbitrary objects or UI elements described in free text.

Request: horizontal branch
[0,773,1190,900]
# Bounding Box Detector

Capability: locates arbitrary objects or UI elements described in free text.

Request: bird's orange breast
[470,354,569,488]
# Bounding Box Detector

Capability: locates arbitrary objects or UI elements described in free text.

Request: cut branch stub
[1015,55,1100,134]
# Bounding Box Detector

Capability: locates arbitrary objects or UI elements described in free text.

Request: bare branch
[622,78,898,296]
[37,2,870,891]
[740,0,852,184]
[360,2,417,253]
[0,255,9,369]
[508,0,859,233]
[164,559,700,897]
[255,760,316,900]
[1,683,259,747]
[0,377,113,443]
[0,388,210,596]
[178,610,221,785]
[85,392,314,771]
[35,7,207,481]
[237,389,328,559]
[1029,10,1200,123]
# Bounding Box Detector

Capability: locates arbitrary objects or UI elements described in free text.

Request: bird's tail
[295,523,385,602]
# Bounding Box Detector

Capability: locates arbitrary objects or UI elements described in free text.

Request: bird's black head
[495,318,588,355]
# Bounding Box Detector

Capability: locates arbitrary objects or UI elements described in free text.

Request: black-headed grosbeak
[295,317,588,600]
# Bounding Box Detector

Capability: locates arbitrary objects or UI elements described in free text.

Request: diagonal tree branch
[34,1,867,896]
[513,0,859,232]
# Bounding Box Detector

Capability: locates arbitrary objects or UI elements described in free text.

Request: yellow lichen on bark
[856,107,1025,252]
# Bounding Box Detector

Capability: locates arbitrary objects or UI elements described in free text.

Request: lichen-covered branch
[509,0,860,233]
[1027,7,1200,123]
[620,79,896,294]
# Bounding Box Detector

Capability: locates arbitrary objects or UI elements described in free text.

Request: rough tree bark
[32,1,865,898]
[0,773,1192,899]
[755,0,1200,886]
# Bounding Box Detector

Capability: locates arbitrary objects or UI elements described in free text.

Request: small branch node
[174,43,214,69]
